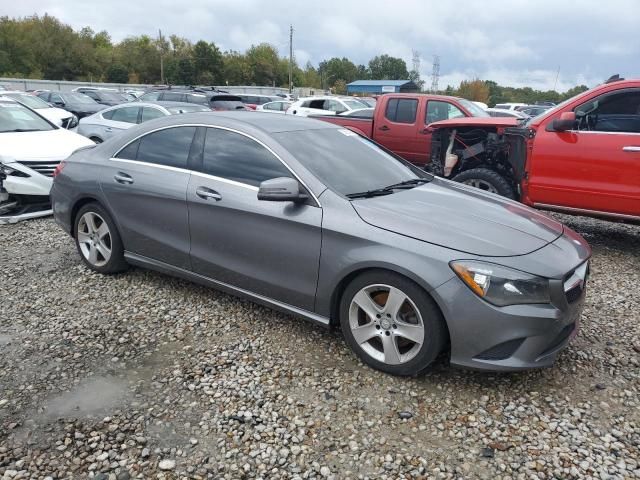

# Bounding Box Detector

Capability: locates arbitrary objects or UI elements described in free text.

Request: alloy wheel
[462,179,499,194]
[77,212,112,267]
[348,284,425,365]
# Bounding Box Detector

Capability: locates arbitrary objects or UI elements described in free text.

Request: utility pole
[159,29,164,85]
[289,25,293,94]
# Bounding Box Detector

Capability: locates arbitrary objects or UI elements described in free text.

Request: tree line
[0,14,587,105]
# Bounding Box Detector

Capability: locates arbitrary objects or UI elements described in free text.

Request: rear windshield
[211,97,246,110]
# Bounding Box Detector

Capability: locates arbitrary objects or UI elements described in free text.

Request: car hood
[351,178,564,257]
[1,129,94,162]
[429,117,519,128]
[36,107,72,125]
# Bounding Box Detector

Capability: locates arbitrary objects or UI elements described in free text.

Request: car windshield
[167,105,210,114]
[274,128,427,197]
[101,92,127,101]
[66,93,97,104]
[0,102,55,132]
[4,93,51,110]
[458,99,489,117]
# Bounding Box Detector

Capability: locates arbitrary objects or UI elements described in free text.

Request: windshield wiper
[346,178,431,199]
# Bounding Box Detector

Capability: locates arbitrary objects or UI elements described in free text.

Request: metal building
[346,79,418,95]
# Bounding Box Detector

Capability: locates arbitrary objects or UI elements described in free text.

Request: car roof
[137,111,338,134]
[148,100,208,108]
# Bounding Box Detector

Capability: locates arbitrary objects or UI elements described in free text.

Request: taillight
[53,161,66,178]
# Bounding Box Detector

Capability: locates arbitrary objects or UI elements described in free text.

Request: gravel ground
[0,214,638,480]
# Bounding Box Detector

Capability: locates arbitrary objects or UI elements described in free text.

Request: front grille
[475,338,525,361]
[23,161,60,177]
[538,323,575,358]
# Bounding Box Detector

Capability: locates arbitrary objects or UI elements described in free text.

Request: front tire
[74,203,128,274]
[340,271,447,376]
[452,168,516,199]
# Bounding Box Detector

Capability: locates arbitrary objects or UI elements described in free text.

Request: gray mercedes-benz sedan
[51,112,591,375]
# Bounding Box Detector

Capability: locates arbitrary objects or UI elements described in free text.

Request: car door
[101,106,141,139]
[101,126,197,269]
[187,126,322,311]
[422,100,467,163]
[527,88,640,216]
[375,97,421,163]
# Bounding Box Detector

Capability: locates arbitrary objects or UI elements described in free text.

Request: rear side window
[119,127,196,168]
[140,92,161,102]
[308,100,326,110]
[141,107,166,122]
[201,127,291,186]
[101,110,115,120]
[116,138,140,160]
[385,98,418,123]
[163,92,185,102]
[186,94,208,104]
[110,106,140,124]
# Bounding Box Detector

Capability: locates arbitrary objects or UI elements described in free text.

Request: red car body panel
[317,94,477,164]
[433,79,640,220]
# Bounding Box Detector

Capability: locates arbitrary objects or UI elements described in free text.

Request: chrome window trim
[111,123,321,207]
[568,130,640,136]
[190,170,259,191]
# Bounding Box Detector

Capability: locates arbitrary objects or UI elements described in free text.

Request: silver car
[77,101,211,143]
[51,113,591,375]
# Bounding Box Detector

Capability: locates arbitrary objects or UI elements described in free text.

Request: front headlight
[450,260,550,306]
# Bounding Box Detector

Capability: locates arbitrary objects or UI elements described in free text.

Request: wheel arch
[328,263,449,337]
[70,196,120,239]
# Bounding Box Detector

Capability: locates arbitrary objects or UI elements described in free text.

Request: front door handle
[622,146,640,152]
[379,125,390,131]
[114,172,133,184]
[196,187,222,201]
[105,127,113,132]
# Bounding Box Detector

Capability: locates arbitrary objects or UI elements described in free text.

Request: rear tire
[74,203,128,274]
[340,270,447,376]
[452,168,516,199]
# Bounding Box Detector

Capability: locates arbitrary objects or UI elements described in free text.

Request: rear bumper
[50,183,73,235]
[434,263,587,372]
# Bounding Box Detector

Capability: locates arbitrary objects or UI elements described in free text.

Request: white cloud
[4,0,640,89]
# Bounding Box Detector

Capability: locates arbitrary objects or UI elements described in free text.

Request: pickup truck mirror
[551,111,576,132]
[257,177,308,203]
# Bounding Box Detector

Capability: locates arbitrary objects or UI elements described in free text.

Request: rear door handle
[105,127,113,132]
[196,187,222,201]
[622,146,640,152]
[379,125,390,131]
[114,172,133,184]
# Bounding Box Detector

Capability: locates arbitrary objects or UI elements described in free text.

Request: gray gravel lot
[0,214,638,479]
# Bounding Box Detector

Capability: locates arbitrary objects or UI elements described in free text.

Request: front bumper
[1,157,54,196]
[435,268,586,371]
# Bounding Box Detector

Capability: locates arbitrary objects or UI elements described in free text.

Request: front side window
[163,92,184,102]
[110,106,140,124]
[574,89,640,133]
[50,93,63,104]
[118,127,196,168]
[385,98,418,123]
[202,128,291,187]
[263,102,278,111]
[426,101,465,124]
[324,100,346,113]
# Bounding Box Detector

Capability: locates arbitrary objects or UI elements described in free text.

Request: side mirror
[551,111,576,132]
[257,177,308,202]
[54,101,65,107]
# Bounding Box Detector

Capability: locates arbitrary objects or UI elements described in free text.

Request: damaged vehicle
[0,98,94,222]
[428,76,640,223]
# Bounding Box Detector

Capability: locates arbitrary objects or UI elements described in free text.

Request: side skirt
[124,251,331,328]
[534,203,640,225]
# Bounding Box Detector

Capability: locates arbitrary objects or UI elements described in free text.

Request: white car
[493,102,528,111]
[0,98,93,218]
[338,108,375,118]
[1,91,78,128]
[77,101,211,143]
[286,96,369,116]
[485,108,529,119]
[255,100,292,114]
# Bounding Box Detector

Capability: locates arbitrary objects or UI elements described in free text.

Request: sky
[4,0,640,92]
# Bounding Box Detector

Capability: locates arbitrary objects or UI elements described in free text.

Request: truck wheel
[452,168,516,199]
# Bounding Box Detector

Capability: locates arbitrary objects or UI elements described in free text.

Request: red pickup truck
[315,94,488,164]
[427,77,640,222]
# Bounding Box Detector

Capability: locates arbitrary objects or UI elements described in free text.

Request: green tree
[318,57,358,89]
[106,63,129,83]
[368,54,409,80]
[457,79,490,102]
[193,40,223,84]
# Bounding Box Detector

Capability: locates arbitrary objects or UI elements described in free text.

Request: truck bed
[310,115,374,138]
